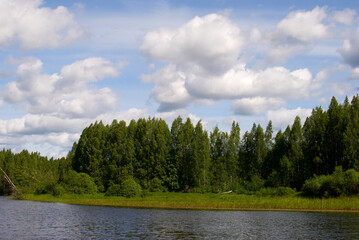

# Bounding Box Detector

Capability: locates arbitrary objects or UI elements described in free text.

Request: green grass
[22,192,359,212]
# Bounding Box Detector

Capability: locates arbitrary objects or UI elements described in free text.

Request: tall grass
[23,192,359,212]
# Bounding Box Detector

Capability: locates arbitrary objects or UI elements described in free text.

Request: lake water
[1,196,359,239]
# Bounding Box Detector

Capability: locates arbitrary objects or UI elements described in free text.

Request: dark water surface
[1,196,359,239]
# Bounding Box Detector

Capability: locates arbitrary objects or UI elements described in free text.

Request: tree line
[0,95,358,196]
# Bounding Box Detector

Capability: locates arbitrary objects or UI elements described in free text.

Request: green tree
[343,95,359,170]
[302,107,328,176]
[226,121,240,187]
[192,120,210,190]
[177,118,195,190]
[289,116,304,188]
[324,97,344,173]
[210,126,228,192]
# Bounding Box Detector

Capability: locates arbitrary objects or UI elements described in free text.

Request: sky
[0,0,358,158]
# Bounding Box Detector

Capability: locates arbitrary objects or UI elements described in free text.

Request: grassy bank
[22,192,359,212]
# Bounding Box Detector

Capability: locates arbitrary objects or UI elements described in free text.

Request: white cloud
[95,108,149,126]
[276,7,328,42]
[4,82,22,103]
[155,108,189,121]
[3,57,120,118]
[332,8,356,25]
[144,62,314,114]
[186,65,313,100]
[141,13,244,75]
[0,108,150,158]
[0,114,85,135]
[0,0,84,50]
[350,67,359,79]
[339,28,359,68]
[250,28,261,42]
[140,13,319,116]
[232,97,285,115]
[338,28,359,79]
[142,64,192,112]
[60,57,119,86]
[265,6,330,62]
[329,82,353,96]
[267,107,312,129]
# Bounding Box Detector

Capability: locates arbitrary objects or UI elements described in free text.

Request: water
[0,196,359,239]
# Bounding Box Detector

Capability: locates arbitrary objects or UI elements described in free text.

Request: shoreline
[20,192,359,213]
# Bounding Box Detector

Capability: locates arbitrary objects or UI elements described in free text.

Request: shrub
[321,175,342,197]
[245,175,264,192]
[302,167,359,197]
[52,184,65,197]
[12,190,24,200]
[148,177,165,192]
[302,175,328,197]
[275,187,296,196]
[344,169,359,194]
[234,184,249,194]
[61,170,97,194]
[34,180,56,195]
[105,184,122,196]
[120,179,142,198]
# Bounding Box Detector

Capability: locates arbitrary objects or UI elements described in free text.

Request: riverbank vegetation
[23,192,359,212]
[1,95,359,205]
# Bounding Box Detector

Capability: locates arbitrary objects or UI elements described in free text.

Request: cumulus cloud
[0,134,79,159]
[339,29,359,68]
[266,107,312,129]
[332,9,356,25]
[143,62,314,111]
[141,13,320,116]
[142,64,192,112]
[350,67,359,80]
[95,108,149,126]
[3,57,120,118]
[265,6,330,62]
[232,97,285,115]
[0,114,85,135]
[186,65,313,99]
[59,58,119,87]
[141,13,244,75]
[338,28,359,79]
[0,108,150,158]
[0,0,84,50]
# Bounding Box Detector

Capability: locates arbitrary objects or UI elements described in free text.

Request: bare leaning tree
[0,166,17,192]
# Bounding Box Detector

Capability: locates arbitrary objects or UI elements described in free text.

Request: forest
[0,95,359,198]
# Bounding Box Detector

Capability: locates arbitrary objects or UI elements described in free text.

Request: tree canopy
[1,95,359,196]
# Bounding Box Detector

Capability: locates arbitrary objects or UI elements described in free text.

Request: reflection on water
[0,196,358,239]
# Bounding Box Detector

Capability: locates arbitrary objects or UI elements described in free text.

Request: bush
[34,180,56,195]
[12,190,24,200]
[302,167,359,197]
[34,181,65,197]
[61,170,98,194]
[52,184,65,197]
[105,179,142,198]
[344,169,359,194]
[148,177,165,192]
[302,175,330,197]
[105,184,122,196]
[245,175,264,192]
[275,187,296,196]
[120,179,142,198]
[234,184,249,194]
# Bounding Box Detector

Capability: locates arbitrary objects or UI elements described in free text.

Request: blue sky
[0,0,358,157]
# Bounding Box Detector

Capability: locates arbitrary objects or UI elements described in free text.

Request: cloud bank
[141,12,319,117]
